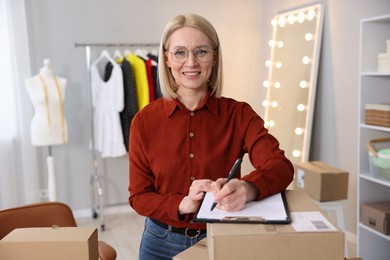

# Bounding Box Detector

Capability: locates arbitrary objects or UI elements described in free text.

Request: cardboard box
[0,227,98,260]
[173,238,208,260]
[361,201,390,235]
[206,190,345,260]
[294,161,349,201]
[175,239,363,260]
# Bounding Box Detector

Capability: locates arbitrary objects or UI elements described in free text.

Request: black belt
[150,218,206,238]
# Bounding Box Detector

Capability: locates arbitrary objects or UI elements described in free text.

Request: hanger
[113,49,123,60]
[124,49,131,57]
[134,48,148,61]
[148,50,158,66]
[92,49,116,66]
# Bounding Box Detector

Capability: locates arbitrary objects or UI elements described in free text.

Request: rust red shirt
[128,92,293,230]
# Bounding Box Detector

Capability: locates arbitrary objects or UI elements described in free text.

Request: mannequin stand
[47,146,57,201]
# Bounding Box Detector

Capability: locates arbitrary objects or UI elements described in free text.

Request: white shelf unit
[357,14,390,260]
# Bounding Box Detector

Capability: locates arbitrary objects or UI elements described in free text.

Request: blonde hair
[158,13,223,100]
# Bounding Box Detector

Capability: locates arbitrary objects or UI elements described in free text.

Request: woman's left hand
[178,179,213,214]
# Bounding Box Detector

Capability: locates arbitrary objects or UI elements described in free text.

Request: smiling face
[165,26,215,96]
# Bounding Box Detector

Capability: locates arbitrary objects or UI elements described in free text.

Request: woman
[128,13,294,259]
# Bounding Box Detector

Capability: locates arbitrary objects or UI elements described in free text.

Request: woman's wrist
[241,180,259,202]
[178,196,192,215]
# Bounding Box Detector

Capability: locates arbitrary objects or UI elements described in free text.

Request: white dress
[91,57,126,158]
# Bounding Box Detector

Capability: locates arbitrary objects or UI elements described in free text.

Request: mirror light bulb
[297,104,306,111]
[269,40,284,48]
[297,12,305,23]
[271,19,278,27]
[302,56,310,64]
[271,101,278,108]
[263,81,270,88]
[276,61,282,68]
[292,149,301,158]
[299,80,309,88]
[305,33,313,41]
[278,16,286,27]
[275,82,281,88]
[265,60,272,67]
[307,9,316,20]
[288,15,295,25]
[269,120,275,127]
[295,127,304,135]
[262,100,269,107]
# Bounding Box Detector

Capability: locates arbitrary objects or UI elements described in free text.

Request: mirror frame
[263,4,324,164]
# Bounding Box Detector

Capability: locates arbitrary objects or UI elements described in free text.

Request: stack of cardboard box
[174,190,361,260]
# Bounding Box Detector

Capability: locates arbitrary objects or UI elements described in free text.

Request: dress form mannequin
[25,59,68,146]
[25,59,67,201]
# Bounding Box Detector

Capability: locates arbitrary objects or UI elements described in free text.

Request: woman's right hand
[178,179,213,214]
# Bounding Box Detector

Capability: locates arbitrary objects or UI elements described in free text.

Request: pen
[210,157,243,211]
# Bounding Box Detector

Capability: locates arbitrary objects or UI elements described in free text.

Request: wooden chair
[0,201,116,260]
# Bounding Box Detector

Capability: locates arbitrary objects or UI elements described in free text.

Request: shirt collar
[163,91,219,117]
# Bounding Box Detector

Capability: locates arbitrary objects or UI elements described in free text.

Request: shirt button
[190,112,195,116]
[190,176,195,181]
[189,153,194,158]
[189,132,194,137]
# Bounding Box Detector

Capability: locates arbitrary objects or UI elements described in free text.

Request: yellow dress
[125,53,149,110]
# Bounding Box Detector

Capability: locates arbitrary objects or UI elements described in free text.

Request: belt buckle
[185,228,201,238]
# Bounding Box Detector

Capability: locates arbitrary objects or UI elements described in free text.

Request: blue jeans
[139,217,207,260]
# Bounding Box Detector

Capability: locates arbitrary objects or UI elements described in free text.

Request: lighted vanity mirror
[263,4,324,165]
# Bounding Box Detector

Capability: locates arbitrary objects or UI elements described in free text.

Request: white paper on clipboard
[194,192,289,223]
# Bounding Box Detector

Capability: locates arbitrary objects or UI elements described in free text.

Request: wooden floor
[77,206,145,260]
[77,205,357,260]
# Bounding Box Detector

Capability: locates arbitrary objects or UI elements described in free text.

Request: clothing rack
[75,42,160,48]
[75,42,160,231]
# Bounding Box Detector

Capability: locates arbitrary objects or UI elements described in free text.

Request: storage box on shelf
[378,39,390,72]
[368,138,390,181]
[358,14,390,260]
[365,103,390,127]
[361,201,390,235]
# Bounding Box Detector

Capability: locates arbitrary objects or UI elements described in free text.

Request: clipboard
[193,191,291,224]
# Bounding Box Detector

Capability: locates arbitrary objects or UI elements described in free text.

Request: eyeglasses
[167,47,215,63]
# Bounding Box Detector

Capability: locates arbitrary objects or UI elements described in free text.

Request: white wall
[23,0,264,209]
[315,0,390,234]
[21,0,390,237]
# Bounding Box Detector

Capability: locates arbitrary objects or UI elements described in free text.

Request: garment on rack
[145,58,155,102]
[105,58,138,151]
[126,53,150,110]
[148,53,161,99]
[91,52,126,158]
[135,50,155,103]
